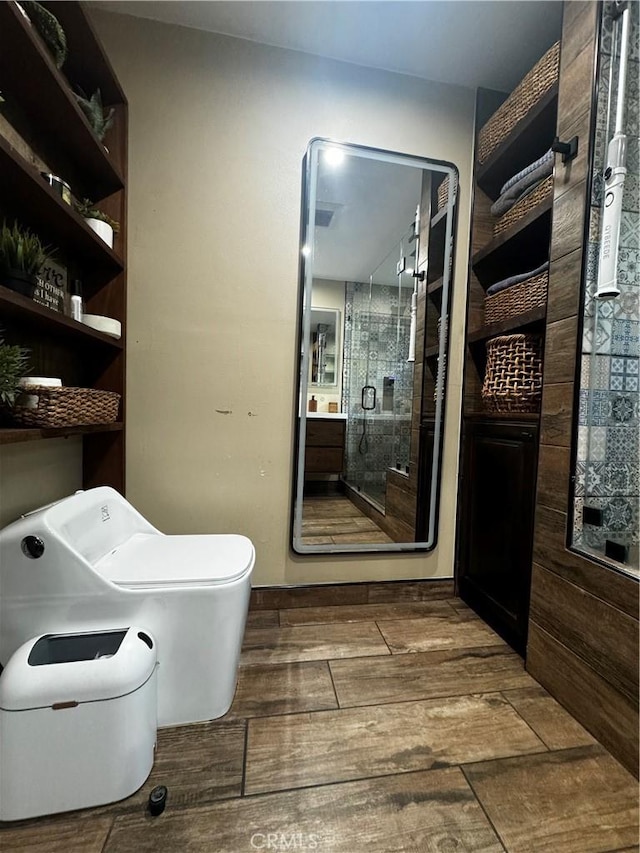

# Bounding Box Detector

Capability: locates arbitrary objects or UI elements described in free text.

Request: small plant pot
[2,270,38,298]
[85,218,114,249]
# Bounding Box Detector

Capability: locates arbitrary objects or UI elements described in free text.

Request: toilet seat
[95,533,254,589]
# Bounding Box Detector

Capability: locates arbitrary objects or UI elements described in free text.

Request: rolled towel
[491,151,554,217]
[486,262,549,297]
[499,148,554,196]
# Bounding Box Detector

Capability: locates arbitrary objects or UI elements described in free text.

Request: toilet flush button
[21,536,45,559]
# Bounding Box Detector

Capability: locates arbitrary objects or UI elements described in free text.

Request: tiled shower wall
[342,281,413,509]
[574,1,639,573]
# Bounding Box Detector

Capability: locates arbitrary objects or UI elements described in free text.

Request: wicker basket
[493,175,553,236]
[477,41,560,165]
[12,386,120,428]
[437,174,456,211]
[482,334,543,413]
[484,270,548,324]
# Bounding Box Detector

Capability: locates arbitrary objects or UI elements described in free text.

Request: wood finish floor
[1,594,638,852]
[301,495,393,545]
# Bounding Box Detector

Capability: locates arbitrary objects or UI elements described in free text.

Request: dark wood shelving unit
[467,305,547,345]
[0,422,123,446]
[472,196,552,286]
[476,84,558,200]
[455,63,559,656]
[0,1,128,491]
[426,209,449,284]
[0,1,124,199]
[0,286,123,349]
[0,135,124,275]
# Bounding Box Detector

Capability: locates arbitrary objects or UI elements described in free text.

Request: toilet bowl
[0,487,254,727]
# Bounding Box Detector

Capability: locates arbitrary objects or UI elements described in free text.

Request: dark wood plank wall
[526,0,640,777]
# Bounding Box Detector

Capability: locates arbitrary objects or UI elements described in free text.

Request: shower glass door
[342,224,416,511]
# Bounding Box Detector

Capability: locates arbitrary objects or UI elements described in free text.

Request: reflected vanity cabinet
[455,43,560,653]
[0,1,127,490]
[304,418,346,475]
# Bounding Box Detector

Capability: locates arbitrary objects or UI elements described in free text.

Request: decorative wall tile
[605,425,639,462]
[613,285,640,321]
[611,355,640,391]
[611,392,638,423]
[611,319,639,356]
[588,426,607,461]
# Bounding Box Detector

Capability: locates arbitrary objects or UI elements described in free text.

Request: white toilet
[0,487,254,727]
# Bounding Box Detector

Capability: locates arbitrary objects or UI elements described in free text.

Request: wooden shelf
[463,411,540,423]
[0,135,124,276]
[467,306,547,345]
[0,285,124,348]
[472,196,552,286]
[425,344,440,359]
[476,84,558,200]
[0,2,124,198]
[0,421,123,445]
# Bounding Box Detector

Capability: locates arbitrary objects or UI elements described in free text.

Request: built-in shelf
[464,411,541,422]
[472,196,552,286]
[476,84,559,199]
[0,286,124,349]
[425,344,440,358]
[0,135,124,276]
[467,306,547,345]
[0,422,124,445]
[0,2,124,198]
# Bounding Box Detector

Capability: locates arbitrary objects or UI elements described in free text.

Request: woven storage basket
[484,270,548,324]
[477,41,560,165]
[437,174,457,211]
[12,386,120,428]
[482,334,543,413]
[493,175,553,236]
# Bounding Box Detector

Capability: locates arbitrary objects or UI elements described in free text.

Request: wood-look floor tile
[302,498,363,518]
[244,693,545,794]
[279,600,454,626]
[301,517,380,535]
[465,744,640,853]
[502,685,596,750]
[105,767,504,852]
[366,580,455,602]
[225,661,338,718]
[246,609,279,628]
[329,531,393,544]
[250,584,367,611]
[241,622,390,665]
[330,645,536,707]
[377,609,506,653]
[0,817,112,852]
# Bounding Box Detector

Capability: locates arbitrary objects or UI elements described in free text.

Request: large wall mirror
[292,139,458,553]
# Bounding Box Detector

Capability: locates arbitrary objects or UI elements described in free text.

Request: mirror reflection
[293,140,457,553]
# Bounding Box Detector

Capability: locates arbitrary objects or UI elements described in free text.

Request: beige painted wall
[0,439,82,528]
[84,11,474,585]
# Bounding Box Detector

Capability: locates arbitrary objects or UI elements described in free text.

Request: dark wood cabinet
[458,419,538,653]
[304,418,345,474]
[0,1,127,491]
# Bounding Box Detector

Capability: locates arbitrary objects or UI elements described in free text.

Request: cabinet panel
[458,420,538,653]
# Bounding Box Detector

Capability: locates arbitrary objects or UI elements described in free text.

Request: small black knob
[21,536,45,559]
[604,166,613,181]
[148,785,167,816]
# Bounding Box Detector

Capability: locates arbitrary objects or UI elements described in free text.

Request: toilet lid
[95,533,255,588]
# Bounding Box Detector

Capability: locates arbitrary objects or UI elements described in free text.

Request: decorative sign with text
[33,259,67,313]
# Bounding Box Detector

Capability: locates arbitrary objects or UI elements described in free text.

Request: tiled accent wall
[342,281,413,509]
[573,1,639,573]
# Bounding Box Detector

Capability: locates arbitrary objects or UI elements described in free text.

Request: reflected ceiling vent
[315,207,335,228]
[314,202,343,228]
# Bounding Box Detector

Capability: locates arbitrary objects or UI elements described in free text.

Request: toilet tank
[0,487,159,600]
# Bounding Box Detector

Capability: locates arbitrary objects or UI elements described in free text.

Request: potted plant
[74,199,120,248]
[16,2,67,69]
[74,88,114,143]
[0,220,51,298]
[0,333,29,411]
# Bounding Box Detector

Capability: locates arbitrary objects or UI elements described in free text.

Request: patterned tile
[588,390,612,425]
[604,496,639,533]
[611,392,639,423]
[611,320,640,356]
[611,356,640,391]
[605,425,639,462]
[614,285,640,321]
[621,211,640,250]
[589,426,607,461]
[605,463,639,496]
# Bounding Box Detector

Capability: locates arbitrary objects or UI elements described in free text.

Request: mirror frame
[291,138,459,554]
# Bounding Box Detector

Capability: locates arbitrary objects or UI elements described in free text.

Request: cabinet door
[458,420,538,653]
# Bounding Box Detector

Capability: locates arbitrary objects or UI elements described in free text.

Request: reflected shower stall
[572,0,639,576]
[342,224,416,511]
